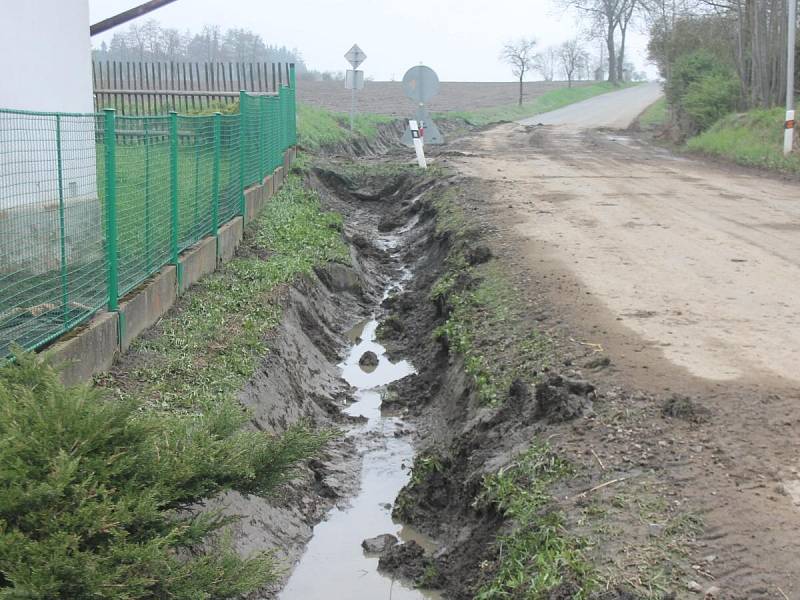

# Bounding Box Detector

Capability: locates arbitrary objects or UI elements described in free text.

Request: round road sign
[402,66,440,103]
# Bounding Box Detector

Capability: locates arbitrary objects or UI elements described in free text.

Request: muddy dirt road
[440,101,800,597]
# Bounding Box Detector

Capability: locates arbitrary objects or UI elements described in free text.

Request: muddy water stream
[280,304,441,599]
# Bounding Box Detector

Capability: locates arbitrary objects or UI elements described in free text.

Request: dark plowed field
[295,80,591,116]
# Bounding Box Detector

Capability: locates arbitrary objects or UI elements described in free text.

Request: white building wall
[0,0,100,275]
[0,0,93,113]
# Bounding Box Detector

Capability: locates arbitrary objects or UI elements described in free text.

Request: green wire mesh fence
[0,65,297,360]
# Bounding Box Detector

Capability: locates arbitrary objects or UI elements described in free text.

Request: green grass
[4,172,346,597]
[637,97,668,129]
[439,82,639,127]
[0,172,348,598]
[104,174,348,412]
[475,445,594,599]
[687,107,800,174]
[429,187,555,405]
[297,103,394,151]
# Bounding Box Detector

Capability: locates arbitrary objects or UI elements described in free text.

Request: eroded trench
[210,162,435,599]
[246,160,571,600]
[280,229,438,598]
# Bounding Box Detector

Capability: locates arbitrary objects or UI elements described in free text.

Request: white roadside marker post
[409,119,427,168]
[784,0,796,156]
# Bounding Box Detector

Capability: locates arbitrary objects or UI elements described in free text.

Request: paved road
[518,82,663,128]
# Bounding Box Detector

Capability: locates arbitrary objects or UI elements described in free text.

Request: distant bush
[0,353,327,599]
[682,72,742,132]
[666,50,740,135]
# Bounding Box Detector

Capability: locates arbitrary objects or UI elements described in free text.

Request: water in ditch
[279,308,441,600]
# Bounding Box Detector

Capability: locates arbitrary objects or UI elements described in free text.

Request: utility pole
[785,0,797,155]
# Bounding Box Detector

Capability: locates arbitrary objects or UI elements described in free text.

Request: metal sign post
[344,44,367,132]
[400,65,444,146]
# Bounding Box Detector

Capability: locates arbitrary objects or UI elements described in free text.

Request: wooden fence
[92,60,293,115]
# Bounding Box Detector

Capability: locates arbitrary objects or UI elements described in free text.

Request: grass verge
[687,107,800,174]
[429,187,555,405]
[104,174,348,411]
[439,82,639,127]
[0,173,344,598]
[476,445,594,599]
[297,103,394,151]
[637,97,668,129]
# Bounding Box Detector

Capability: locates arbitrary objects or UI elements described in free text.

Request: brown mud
[106,116,799,599]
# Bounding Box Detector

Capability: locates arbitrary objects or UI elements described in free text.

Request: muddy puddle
[280,307,441,600]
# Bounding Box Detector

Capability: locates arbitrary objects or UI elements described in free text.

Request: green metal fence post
[258,95,266,182]
[289,63,297,146]
[212,112,221,255]
[193,126,200,235]
[278,85,286,154]
[56,115,69,325]
[144,119,152,274]
[238,90,247,216]
[169,110,181,289]
[103,108,119,312]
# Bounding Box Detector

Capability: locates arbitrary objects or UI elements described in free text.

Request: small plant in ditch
[424,185,556,406]
[474,444,595,599]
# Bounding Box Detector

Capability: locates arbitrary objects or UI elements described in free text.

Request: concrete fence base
[44,148,297,386]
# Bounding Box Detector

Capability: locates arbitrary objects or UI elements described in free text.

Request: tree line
[500,36,644,107]
[504,1,798,135]
[93,20,305,69]
[647,0,799,135]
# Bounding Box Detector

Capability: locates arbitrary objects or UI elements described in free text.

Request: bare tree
[643,0,698,83]
[616,0,642,81]
[535,46,560,81]
[559,39,589,85]
[500,38,538,106]
[560,0,637,84]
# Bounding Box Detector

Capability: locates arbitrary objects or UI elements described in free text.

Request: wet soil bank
[211,156,684,599]
[228,163,448,597]
[307,161,688,599]
[263,121,800,599]
[254,160,633,599]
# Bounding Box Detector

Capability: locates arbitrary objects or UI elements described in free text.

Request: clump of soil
[377,212,407,232]
[466,244,493,266]
[662,394,711,423]
[376,315,404,340]
[377,540,433,585]
[361,533,397,554]
[534,374,596,423]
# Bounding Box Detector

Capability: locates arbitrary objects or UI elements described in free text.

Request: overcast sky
[89,0,655,81]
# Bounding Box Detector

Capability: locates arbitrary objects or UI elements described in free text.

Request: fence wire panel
[0,110,107,358]
[288,81,297,146]
[240,93,261,188]
[218,115,241,224]
[1,66,296,360]
[177,116,215,251]
[266,95,280,172]
[114,116,173,296]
